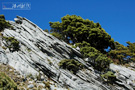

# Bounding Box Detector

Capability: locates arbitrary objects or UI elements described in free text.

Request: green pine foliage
[87,52,112,71]
[58,59,84,74]
[3,37,20,52]
[50,32,63,40]
[75,41,90,48]
[108,41,135,64]
[0,72,18,90]
[50,15,115,52]
[44,29,49,33]
[94,54,112,71]
[80,44,112,71]
[0,15,5,19]
[80,46,99,57]
[49,14,135,67]
[127,41,135,61]
[127,41,135,53]
[101,71,116,84]
[0,15,12,31]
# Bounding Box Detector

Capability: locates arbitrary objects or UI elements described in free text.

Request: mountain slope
[0,16,135,90]
[0,16,108,90]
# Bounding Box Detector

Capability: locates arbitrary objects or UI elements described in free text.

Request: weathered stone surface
[110,63,135,90]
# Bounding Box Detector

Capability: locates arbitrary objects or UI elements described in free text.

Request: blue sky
[1,0,135,46]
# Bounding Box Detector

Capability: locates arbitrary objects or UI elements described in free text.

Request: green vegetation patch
[59,59,84,74]
[80,45,112,71]
[51,32,63,40]
[0,15,12,31]
[101,71,116,84]
[3,37,20,52]
[108,41,135,64]
[50,15,115,52]
[0,72,18,90]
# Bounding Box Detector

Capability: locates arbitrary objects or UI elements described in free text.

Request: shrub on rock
[59,59,84,74]
[0,15,12,31]
[101,71,116,84]
[3,37,20,52]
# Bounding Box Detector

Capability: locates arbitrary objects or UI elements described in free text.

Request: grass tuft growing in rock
[0,72,18,90]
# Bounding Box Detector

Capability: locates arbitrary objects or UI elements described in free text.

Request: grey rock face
[110,63,135,90]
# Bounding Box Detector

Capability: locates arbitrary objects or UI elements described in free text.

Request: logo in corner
[2,2,31,10]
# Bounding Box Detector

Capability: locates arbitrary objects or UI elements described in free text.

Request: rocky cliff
[0,16,135,90]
